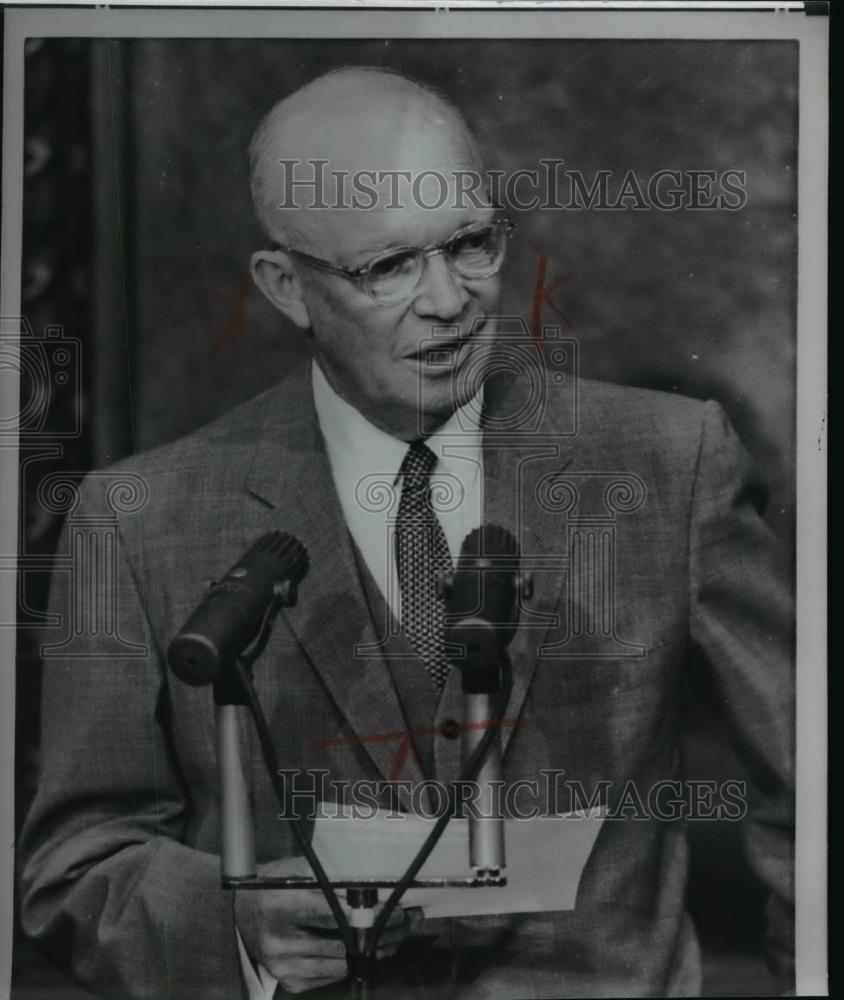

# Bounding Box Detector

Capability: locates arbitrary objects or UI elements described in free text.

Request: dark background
[14,36,797,997]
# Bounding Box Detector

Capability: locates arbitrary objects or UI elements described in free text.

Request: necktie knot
[400,440,438,493]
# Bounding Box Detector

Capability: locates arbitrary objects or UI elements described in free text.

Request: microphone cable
[232,655,358,961]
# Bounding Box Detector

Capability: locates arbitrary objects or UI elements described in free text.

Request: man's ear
[250,249,312,330]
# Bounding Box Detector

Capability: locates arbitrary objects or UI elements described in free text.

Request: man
[19,67,794,998]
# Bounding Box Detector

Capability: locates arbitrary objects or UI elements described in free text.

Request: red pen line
[314,718,519,751]
[532,253,572,351]
[316,721,520,780]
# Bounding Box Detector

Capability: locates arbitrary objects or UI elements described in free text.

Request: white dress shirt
[238,359,485,998]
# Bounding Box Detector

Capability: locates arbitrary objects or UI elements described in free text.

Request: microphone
[442,525,528,880]
[167,531,309,687]
[443,524,522,685]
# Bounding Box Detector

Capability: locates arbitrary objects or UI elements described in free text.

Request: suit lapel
[481,370,574,759]
[241,364,425,793]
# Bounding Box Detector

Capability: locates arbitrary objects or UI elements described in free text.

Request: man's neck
[313,361,465,442]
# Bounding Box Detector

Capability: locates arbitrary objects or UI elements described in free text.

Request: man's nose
[412,252,471,321]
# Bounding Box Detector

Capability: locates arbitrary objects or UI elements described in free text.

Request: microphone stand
[212,571,523,998]
[460,653,507,879]
[213,589,284,883]
[214,666,256,882]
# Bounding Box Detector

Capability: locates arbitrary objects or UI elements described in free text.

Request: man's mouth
[411,340,465,365]
[406,319,487,365]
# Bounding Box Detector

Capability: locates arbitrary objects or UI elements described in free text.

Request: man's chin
[414,370,485,436]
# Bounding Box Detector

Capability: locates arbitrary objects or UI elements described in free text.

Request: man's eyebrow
[347,240,404,261]
[346,217,493,265]
[342,240,423,271]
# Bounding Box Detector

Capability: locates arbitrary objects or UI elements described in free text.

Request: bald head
[248,66,484,248]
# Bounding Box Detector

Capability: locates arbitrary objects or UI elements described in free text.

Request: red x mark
[315,719,520,781]
[212,273,248,352]
[532,253,572,351]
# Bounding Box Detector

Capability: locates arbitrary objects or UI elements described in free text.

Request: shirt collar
[311,359,483,487]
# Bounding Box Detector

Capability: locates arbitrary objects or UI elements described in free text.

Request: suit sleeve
[687,401,795,983]
[18,473,244,999]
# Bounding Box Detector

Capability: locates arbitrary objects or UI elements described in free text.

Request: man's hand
[234,856,421,994]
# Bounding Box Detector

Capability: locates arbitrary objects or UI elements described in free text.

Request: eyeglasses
[273,217,515,306]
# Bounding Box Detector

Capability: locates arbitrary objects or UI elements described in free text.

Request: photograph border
[0,4,827,996]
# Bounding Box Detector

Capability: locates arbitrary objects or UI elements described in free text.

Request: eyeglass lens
[364,224,507,302]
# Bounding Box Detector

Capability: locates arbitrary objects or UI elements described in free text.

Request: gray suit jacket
[19,361,794,998]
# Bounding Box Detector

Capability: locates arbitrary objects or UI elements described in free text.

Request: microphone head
[444,525,521,686]
[250,531,309,585]
[458,525,518,565]
[446,524,520,621]
[167,531,308,686]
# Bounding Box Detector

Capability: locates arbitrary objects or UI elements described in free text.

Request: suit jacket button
[440,718,461,740]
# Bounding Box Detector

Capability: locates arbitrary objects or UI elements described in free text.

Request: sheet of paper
[310,808,605,918]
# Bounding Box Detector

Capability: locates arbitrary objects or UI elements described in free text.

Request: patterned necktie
[395,440,453,691]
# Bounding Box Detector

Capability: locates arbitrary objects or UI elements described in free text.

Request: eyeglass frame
[271,215,516,304]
